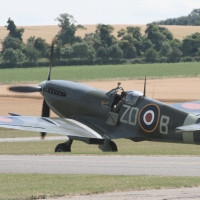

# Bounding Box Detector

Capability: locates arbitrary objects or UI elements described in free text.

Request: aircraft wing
[170,101,200,116]
[0,116,104,140]
[175,123,200,133]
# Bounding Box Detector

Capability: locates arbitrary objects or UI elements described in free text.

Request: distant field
[0,62,199,84]
[1,25,200,44]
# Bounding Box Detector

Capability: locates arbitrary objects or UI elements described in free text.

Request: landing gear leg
[98,139,118,152]
[55,139,73,152]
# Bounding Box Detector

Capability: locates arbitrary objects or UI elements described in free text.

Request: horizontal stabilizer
[175,123,200,133]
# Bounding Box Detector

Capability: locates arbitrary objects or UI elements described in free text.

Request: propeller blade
[41,99,50,139]
[9,86,41,93]
[47,38,55,81]
[143,76,146,97]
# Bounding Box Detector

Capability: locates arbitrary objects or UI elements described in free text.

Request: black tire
[55,143,71,152]
[109,141,118,152]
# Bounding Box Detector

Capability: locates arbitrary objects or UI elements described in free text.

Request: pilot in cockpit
[114,91,127,113]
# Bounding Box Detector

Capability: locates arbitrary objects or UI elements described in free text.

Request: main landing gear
[54,139,118,152]
[98,139,118,152]
[55,139,73,152]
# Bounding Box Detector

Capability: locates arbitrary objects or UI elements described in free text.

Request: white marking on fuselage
[143,110,154,125]
[120,105,130,124]
[66,119,103,139]
[182,114,198,144]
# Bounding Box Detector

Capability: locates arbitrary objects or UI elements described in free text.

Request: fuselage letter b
[159,115,170,135]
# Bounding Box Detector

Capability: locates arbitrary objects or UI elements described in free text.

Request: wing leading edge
[0,116,103,140]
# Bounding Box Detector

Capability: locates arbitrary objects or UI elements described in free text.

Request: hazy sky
[1,0,200,26]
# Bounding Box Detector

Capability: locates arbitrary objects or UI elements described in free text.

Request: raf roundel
[0,117,23,125]
[182,103,200,110]
[138,104,160,132]
[0,117,13,123]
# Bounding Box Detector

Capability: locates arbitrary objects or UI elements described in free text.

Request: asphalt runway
[1,155,200,176]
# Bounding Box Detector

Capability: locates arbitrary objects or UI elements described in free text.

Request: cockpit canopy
[125,90,143,105]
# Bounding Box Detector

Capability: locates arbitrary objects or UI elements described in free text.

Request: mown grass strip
[1,139,200,155]
[0,62,200,84]
[0,174,200,200]
[0,129,57,138]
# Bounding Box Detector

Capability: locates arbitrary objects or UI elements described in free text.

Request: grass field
[1,174,200,200]
[0,62,200,84]
[0,129,57,138]
[1,139,200,155]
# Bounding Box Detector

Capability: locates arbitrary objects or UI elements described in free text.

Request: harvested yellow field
[0,77,200,116]
[1,25,200,44]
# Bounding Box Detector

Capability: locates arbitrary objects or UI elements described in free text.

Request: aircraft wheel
[109,141,118,152]
[55,143,71,152]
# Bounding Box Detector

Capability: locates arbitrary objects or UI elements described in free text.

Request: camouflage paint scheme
[0,79,200,152]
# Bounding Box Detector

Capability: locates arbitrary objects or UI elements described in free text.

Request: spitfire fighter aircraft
[1,40,200,152]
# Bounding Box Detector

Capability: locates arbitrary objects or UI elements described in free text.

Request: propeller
[8,38,55,139]
[143,76,146,97]
[41,99,50,139]
[9,86,41,93]
[47,37,55,81]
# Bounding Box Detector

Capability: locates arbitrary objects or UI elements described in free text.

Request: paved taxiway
[1,155,200,176]
[49,187,200,200]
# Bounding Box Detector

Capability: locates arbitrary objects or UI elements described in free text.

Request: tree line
[153,9,200,26]
[1,13,200,68]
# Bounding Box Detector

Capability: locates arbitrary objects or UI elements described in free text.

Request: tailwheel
[55,139,73,152]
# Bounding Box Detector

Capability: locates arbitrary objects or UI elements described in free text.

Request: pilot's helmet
[121,91,126,98]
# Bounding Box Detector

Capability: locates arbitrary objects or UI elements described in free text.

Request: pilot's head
[121,91,126,98]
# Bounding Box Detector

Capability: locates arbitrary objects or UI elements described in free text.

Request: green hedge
[181,56,194,62]
[0,58,127,68]
[0,57,197,69]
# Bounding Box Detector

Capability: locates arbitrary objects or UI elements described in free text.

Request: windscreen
[125,90,143,105]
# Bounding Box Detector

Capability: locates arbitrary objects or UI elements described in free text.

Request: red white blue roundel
[138,104,160,132]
